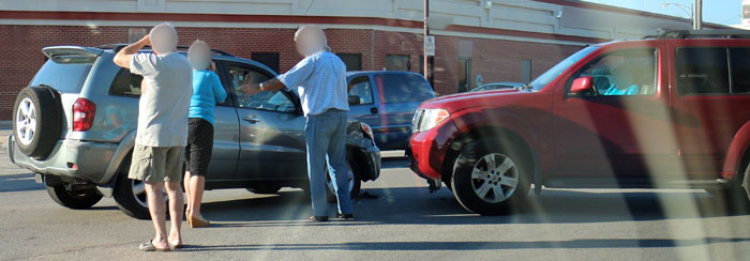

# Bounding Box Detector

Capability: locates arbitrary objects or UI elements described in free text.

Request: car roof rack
[652,29,750,39]
[97,44,234,57]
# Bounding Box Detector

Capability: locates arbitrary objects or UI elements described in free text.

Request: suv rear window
[109,69,143,97]
[30,60,92,93]
[374,74,434,104]
[675,47,750,95]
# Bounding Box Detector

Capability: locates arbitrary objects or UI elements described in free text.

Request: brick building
[0,0,728,120]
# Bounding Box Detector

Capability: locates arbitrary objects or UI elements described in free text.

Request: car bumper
[9,135,118,184]
[362,142,381,181]
[406,121,459,181]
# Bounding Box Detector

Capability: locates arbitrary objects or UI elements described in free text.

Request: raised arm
[113,35,151,69]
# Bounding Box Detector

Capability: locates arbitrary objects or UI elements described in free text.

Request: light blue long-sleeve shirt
[189,70,227,125]
[277,51,349,116]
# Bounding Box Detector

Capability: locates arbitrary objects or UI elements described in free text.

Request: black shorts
[186,118,214,176]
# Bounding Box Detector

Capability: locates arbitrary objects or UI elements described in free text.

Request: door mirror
[348,95,361,105]
[570,76,594,94]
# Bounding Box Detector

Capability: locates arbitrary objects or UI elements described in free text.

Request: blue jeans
[304,109,353,216]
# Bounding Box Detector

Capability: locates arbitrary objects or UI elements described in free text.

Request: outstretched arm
[113,35,150,69]
[239,78,286,96]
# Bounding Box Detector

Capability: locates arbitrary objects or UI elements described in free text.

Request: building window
[337,53,362,71]
[251,52,280,74]
[386,55,410,71]
[521,60,532,83]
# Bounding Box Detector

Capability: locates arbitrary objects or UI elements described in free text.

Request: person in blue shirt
[603,65,639,95]
[183,40,227,228]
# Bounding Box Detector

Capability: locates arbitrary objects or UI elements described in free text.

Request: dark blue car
[346,71,435,150]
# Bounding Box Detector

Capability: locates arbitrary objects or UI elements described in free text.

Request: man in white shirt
[241,25,353,222]
[113,22,193,251]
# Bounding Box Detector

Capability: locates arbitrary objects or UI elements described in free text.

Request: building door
[521,60,532,83]
[458,58,471,92]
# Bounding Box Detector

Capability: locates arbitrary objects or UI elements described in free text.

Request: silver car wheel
[15,97,37,146]
[131,180,168,208]
[471,153,519,203]
[327,160,355,195]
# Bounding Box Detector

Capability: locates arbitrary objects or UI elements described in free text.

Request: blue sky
[582,0,741,25]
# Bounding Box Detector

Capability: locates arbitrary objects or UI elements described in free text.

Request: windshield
[529,45,600,91]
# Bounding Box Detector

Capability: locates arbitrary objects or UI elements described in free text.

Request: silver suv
[9,44,381,219]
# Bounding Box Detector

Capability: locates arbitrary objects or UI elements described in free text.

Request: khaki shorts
[128,145,185,183]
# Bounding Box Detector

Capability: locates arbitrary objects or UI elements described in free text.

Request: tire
[247,183,283,194]
[707,165,750,214]
[326,155,362,203]
[45,184,103,209]
[450,138,531,215]
[112,158,168,219]
[13,86,62,159]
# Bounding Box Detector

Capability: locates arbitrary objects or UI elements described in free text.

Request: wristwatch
[259,82,265,92]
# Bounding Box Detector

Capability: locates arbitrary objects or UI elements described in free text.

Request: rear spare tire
[13,86,62,159]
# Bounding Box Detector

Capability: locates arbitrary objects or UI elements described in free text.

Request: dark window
[337,53,362,71]
[251,52,280,74]
[374,73,434,104]
[676,47,730,95]
[458,58,470,92]
[569,48,657,96]
[385,55,410,71]
[521,60,532,83]
[108,69,143,97]
[730,48,750,94]
[347,76,374,104]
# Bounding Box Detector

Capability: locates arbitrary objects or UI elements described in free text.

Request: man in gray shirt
[241,25,353,222]
[113,22,193,251]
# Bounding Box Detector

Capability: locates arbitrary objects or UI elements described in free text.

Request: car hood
[419,89,531,112]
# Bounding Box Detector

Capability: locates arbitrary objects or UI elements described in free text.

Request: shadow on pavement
[0,173,43,192]
[179,237,750,251]
[199,185,749,226]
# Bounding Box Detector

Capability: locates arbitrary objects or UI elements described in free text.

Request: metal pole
[423,0,432,86]
[693,0,702,30]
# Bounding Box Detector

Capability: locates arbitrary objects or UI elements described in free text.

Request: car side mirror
[570,76,594,94]
[348,95,361,105]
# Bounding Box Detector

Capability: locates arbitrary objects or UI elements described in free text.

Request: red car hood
[419,89,531,112]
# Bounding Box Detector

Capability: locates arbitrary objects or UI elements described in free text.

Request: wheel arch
[722,120,750,181]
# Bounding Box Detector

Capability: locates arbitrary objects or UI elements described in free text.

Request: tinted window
[569,48,657,96]
[251,52,279,73]
[374,74,434,104]
[227,64,295,113]
[31,61,92,93]
[730,48,750,94]
[108,69,143,97]
[348,76,373,104]
[337,53,362,71]
[676,47,729,95]
[385,55,410,71]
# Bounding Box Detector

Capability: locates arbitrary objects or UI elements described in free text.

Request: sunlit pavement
[1,147,749,260]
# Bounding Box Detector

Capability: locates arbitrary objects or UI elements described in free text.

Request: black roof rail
[656,29,750,39]
[97,43,234,57]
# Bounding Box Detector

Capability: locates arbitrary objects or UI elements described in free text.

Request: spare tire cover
[13,86,63,159]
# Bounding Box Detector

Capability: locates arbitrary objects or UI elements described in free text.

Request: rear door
[371,73,435,149]
[669,43,750,178]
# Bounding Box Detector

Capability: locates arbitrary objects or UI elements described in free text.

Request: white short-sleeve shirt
[130,52,193,147]
[277,51,349,116]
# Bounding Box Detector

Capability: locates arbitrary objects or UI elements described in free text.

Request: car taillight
[73,98,96,131]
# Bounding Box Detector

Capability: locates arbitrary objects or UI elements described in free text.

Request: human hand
[240,83,261,96]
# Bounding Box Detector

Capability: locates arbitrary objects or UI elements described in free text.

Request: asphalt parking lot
[1,142,750,261]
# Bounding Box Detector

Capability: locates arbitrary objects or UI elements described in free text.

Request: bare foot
[168,234,182,249]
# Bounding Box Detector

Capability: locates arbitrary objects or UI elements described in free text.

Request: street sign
[424,35,435,56]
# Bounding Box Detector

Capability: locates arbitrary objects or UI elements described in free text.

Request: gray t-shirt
[130,52,193,147]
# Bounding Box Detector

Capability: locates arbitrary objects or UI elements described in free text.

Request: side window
[374,74,434,104]
[730,48,750,94]
[109,69,143,97]
[568,48,657,96]
[675,47,729,95]
[347,76,374,104]
[226,64,296,113]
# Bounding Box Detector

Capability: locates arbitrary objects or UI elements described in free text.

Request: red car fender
[722,120,750,180]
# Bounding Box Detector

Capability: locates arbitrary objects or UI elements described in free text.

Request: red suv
[407,30,750,215]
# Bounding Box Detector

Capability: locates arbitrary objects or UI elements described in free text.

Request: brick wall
[0,25,583,119]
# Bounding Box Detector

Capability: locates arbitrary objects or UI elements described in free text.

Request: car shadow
[0,173,43,192]
[199,185,747,227]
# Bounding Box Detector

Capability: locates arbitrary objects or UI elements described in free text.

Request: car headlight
[360,122,374,141]
[414,109,450,133]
